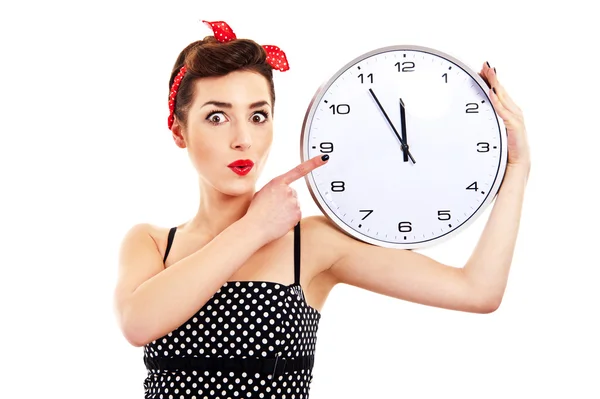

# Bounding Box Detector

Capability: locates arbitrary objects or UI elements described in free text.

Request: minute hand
[368,88,416,164]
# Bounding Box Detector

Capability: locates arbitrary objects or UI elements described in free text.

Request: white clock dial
[301,45,507,249]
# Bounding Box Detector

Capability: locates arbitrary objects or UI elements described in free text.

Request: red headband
[167,20,290,129]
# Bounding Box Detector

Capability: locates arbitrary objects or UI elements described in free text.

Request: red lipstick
[228,159,254,176]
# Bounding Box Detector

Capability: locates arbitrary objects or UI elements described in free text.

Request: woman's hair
[168,36,276,128]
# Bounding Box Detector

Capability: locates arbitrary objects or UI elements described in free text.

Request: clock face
[300,45,507,249]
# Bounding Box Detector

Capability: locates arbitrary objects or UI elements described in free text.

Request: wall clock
[300,44,508,249]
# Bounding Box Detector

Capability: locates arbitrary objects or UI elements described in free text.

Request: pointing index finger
[278,155,329,185]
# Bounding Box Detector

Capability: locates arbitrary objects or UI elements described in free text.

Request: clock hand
[400,98,408,162]
[368,88,416,164]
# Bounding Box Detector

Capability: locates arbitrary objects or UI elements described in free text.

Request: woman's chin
[218,179,256,197]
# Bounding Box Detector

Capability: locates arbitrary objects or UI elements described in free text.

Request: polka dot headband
[167,20,290,129]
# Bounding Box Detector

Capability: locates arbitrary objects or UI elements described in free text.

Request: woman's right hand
[244,154,329,244]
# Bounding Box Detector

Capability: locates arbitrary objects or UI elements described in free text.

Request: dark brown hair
[169,36,276,128]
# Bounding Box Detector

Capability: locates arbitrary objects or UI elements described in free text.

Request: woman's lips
[228,165,253,176]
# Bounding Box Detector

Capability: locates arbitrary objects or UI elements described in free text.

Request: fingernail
[321,154,329,161]
[486,61,491,68]
[493,67,497,75]
[492,87,497,95]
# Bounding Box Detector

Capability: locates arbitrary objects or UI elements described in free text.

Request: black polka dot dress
[143,222,322,398]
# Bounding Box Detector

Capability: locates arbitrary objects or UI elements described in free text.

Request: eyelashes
[206,109,270,126]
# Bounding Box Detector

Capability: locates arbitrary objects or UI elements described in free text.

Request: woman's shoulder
[120,222,170,253]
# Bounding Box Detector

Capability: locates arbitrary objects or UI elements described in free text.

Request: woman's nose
[231,126,252,150]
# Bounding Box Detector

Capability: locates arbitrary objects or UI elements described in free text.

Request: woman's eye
[207,112,227,124]
[252,112,267,123]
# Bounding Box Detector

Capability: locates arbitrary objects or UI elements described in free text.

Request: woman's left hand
[479,62,531,171]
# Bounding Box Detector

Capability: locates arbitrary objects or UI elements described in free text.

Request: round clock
[300,44,508,249]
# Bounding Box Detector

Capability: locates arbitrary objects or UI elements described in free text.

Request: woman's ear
[171,117,187,149]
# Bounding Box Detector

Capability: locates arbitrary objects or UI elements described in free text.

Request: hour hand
[368,88,416,164]
[400,98,409,162]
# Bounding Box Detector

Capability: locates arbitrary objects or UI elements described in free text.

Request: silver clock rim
[299,44,508,250]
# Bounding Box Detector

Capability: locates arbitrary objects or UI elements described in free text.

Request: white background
[1,0,598,398]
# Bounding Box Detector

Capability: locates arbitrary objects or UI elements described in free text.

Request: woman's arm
[113,217,265,347]
[462,162,529,308]
[316,163,527,313]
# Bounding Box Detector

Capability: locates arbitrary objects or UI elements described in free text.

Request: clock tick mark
[357,66,361,70]
[403,236,407,240]
[448,224,452,228]
[481,191,485,194]
[324,100,328,103]
[358,224,362,228]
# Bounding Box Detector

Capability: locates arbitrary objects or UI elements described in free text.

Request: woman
[113,20,530,399]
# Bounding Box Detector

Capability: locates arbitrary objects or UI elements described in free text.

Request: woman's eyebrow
[200,100,270,109]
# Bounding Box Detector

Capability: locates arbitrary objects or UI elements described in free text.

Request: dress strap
[294,221,301,285]
[163,226,177,264]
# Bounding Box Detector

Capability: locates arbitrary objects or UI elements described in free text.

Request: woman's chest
[144,281,321,359]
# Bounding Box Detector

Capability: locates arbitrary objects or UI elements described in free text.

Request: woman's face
[179,70,274,196]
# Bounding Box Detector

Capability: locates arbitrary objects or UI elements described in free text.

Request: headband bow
[167,20,289,129]
[202,20,290,72]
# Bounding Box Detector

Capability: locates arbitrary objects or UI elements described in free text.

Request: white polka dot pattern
[143,281,321,398]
